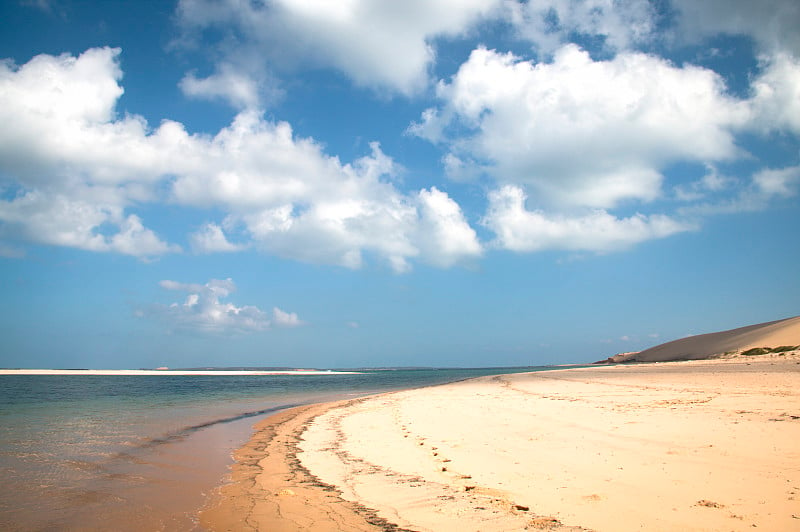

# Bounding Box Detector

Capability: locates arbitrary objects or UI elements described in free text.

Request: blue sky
[1,0,798,369]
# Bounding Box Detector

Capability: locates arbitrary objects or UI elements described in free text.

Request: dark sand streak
[200,401,415,531]
[132,404,304,450]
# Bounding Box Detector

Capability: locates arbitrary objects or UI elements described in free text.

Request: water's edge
[0,368,555,530]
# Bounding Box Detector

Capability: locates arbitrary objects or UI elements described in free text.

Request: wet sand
[203,354,800,531]
[199,402,406,531]
[1,409,261,531]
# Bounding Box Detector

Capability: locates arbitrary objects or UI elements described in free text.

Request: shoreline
[203,354,800,531]
[199,400,406,531]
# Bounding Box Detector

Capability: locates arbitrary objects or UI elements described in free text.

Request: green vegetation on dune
[740,346,800,357]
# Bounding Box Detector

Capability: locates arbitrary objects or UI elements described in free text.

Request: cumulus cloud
[483,186,693,252]
[0,47,483,270]
[413,45,749,209]
[175,0,501,95]
[109,214,180,257]
[190,222,245,254]
[172,129,481,271]
[415,187,483,268]
[149,278,303,333]
[179,63,262,109]
[0,48,188,185]
[500,0,799,59]
[5,3,799,267]
[410,40,800,253]
[0,47,183,259]
[504,0,657,55]
[749,52,800,135]
[173,0,799,100]
[0,189,178,257]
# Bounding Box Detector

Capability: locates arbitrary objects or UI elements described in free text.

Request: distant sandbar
[0,369,361,376]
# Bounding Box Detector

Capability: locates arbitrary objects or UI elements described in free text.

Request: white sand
[297,355,800,531]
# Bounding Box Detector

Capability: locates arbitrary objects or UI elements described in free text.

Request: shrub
[741,347,770,357]
[771,345,799,353]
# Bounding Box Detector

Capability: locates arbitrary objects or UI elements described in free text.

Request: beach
[203,354,800,531]
[0,368,536,530]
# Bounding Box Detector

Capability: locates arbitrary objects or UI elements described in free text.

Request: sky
[0,0,798,369]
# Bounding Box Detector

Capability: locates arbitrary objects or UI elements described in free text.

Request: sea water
[0,367,546,531]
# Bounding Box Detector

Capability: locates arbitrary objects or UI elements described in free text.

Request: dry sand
[204,354,800,531]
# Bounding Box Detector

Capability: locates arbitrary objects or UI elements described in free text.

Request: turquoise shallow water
[0,367,547,530]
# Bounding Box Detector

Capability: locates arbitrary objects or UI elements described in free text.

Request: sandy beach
[203,353,800,531]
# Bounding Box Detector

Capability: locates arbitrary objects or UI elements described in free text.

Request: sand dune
[601,315,800,363]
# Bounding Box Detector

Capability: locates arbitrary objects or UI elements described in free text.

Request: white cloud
[411,40,800,253]
[0,191,115,252]
[673,165,733,202]
[415,187,483,267]
[174,0,799,100]
[179,63,262,109]
[237,190,420,273]
[0,47,184,259]
[441,153,482,182]
[169,113,384,210]
[504,0,657,55]
[190,222,245,254]
[169,0,800,265]
[501,0,800,59]
[272,307,304,328]
[166,119,426,271]
[109,214,179,257]
[483,186,693,253]
[150,278,301,333]
[0,189,178,258]
[227,182,482,272]
[4,29,795,268]
[749,52,800,135]
[415,45,749,210]
[753,166,800,198]
[0,48,484,270]
[175,0,501,95]
[173,127,480,271]
[678,165,800,216]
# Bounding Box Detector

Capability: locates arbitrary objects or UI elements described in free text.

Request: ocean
[0,367,548,531]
